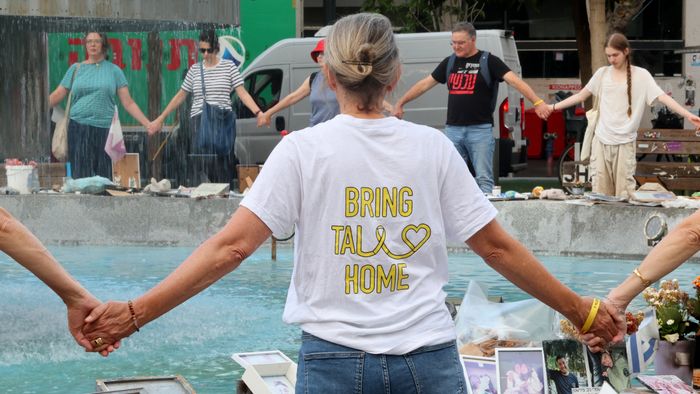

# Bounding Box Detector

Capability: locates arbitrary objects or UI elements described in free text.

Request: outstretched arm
[657,94,700,129]
[259,77,312,127]
[466,219,623,344]
[0,208,106,353]
[234,85,265,125]
[82,207,272,345]
[548,88,593,112]
[607,209,700,310]
[49,86,69,109]
[392,75,439,118]
[117,86,150,129]
[148,89,189,135]
[503,71,551,120]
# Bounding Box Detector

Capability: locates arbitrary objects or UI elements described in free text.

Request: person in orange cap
[258,39,340,128]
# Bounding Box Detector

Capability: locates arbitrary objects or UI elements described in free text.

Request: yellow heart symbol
[401,223,431,252]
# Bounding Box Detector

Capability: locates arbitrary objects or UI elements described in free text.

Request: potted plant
[643,278,699,383]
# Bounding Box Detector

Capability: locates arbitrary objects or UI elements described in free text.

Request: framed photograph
[542,339,589,394]
[637,375,694,394]
[461,355,497,394]
[495,347,547,394]
[584,343,631,392]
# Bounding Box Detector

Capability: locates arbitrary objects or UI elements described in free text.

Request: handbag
[580,67,608,162]
[52,63,81,161]
[195,63,236,156]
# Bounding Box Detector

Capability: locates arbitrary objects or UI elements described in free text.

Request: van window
[234,69,283,118]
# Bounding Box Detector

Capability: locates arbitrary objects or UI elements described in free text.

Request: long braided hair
[606,33,632,117]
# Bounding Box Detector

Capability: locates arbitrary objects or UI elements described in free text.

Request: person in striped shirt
[148,30,263,185]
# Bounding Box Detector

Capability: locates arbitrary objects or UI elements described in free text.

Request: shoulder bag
[580,67,608,162]
[52,63,81,161]
[195,63,236,156]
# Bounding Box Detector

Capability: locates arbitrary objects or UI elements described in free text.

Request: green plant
[642,279,699,342]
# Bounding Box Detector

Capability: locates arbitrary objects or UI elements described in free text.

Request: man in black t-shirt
[393,22,551,194]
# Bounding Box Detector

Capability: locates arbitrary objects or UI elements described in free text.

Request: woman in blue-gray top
[258,39,340,128]
[49,31,150,179]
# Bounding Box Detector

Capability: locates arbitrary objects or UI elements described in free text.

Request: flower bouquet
[642,278,699,384]
[642,279,698,343]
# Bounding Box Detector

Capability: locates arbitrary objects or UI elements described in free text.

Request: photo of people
[637,375,694,394]
[585,343,631,392]
[462,356,497,394]
[496,348,547,394]
[542,339,588,394]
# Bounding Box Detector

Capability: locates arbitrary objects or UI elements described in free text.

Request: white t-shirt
[585,65,664,145]
[241,114,497,354]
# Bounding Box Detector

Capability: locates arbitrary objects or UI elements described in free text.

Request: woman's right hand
[257,112,271,128]
[147,119,163,136]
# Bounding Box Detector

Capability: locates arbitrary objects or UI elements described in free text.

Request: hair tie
[341,60,373,66]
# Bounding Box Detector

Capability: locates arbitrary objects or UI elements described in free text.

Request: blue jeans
[444,124,495,194]
[296,332,466,394]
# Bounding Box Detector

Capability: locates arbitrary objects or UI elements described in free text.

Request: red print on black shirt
[448,71,478,95]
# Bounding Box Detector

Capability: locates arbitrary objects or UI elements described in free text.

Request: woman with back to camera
[551,33,700,198]
[81,14,621,391]
[147,30,263,186]
[49,31,150,179]
[258,39,340,128]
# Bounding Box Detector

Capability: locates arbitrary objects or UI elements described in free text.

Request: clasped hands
[575,296,627,353]
[69,295,627,357]
[68,295,139,357]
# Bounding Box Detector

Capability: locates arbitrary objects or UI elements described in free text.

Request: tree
[362,0,540,32]
[587,0,608,75]
[587,0,644,72]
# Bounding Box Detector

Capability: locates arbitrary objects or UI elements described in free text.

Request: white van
[232,30,527,176]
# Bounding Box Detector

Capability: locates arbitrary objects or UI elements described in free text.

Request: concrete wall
[0,0,239,24]
[0,195,239,246]
[0,195,695,260]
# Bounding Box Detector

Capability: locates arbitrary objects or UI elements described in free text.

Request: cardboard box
[112,153,141,188]
[236,165,262,192]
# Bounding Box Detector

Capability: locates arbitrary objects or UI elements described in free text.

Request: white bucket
[5,165,39,194]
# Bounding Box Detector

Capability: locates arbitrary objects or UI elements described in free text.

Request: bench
[0,163,66,190]
[635,128,700,192]
[559,128,700,193]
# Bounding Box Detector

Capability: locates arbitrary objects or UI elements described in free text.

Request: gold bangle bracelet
[533,99,544,106]
[633,268,652,288]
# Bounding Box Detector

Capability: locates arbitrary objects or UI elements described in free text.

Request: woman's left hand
[82,301,138,354]
[257,112,270,127]
[147,119,163,136]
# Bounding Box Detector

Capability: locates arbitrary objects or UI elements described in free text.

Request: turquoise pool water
[0,246,697,393]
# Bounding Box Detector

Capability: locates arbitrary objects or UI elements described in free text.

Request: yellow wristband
[533,99,544,106]
[580,298,600,334]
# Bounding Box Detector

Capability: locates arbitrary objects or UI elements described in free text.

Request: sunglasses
[199,48,215,54]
